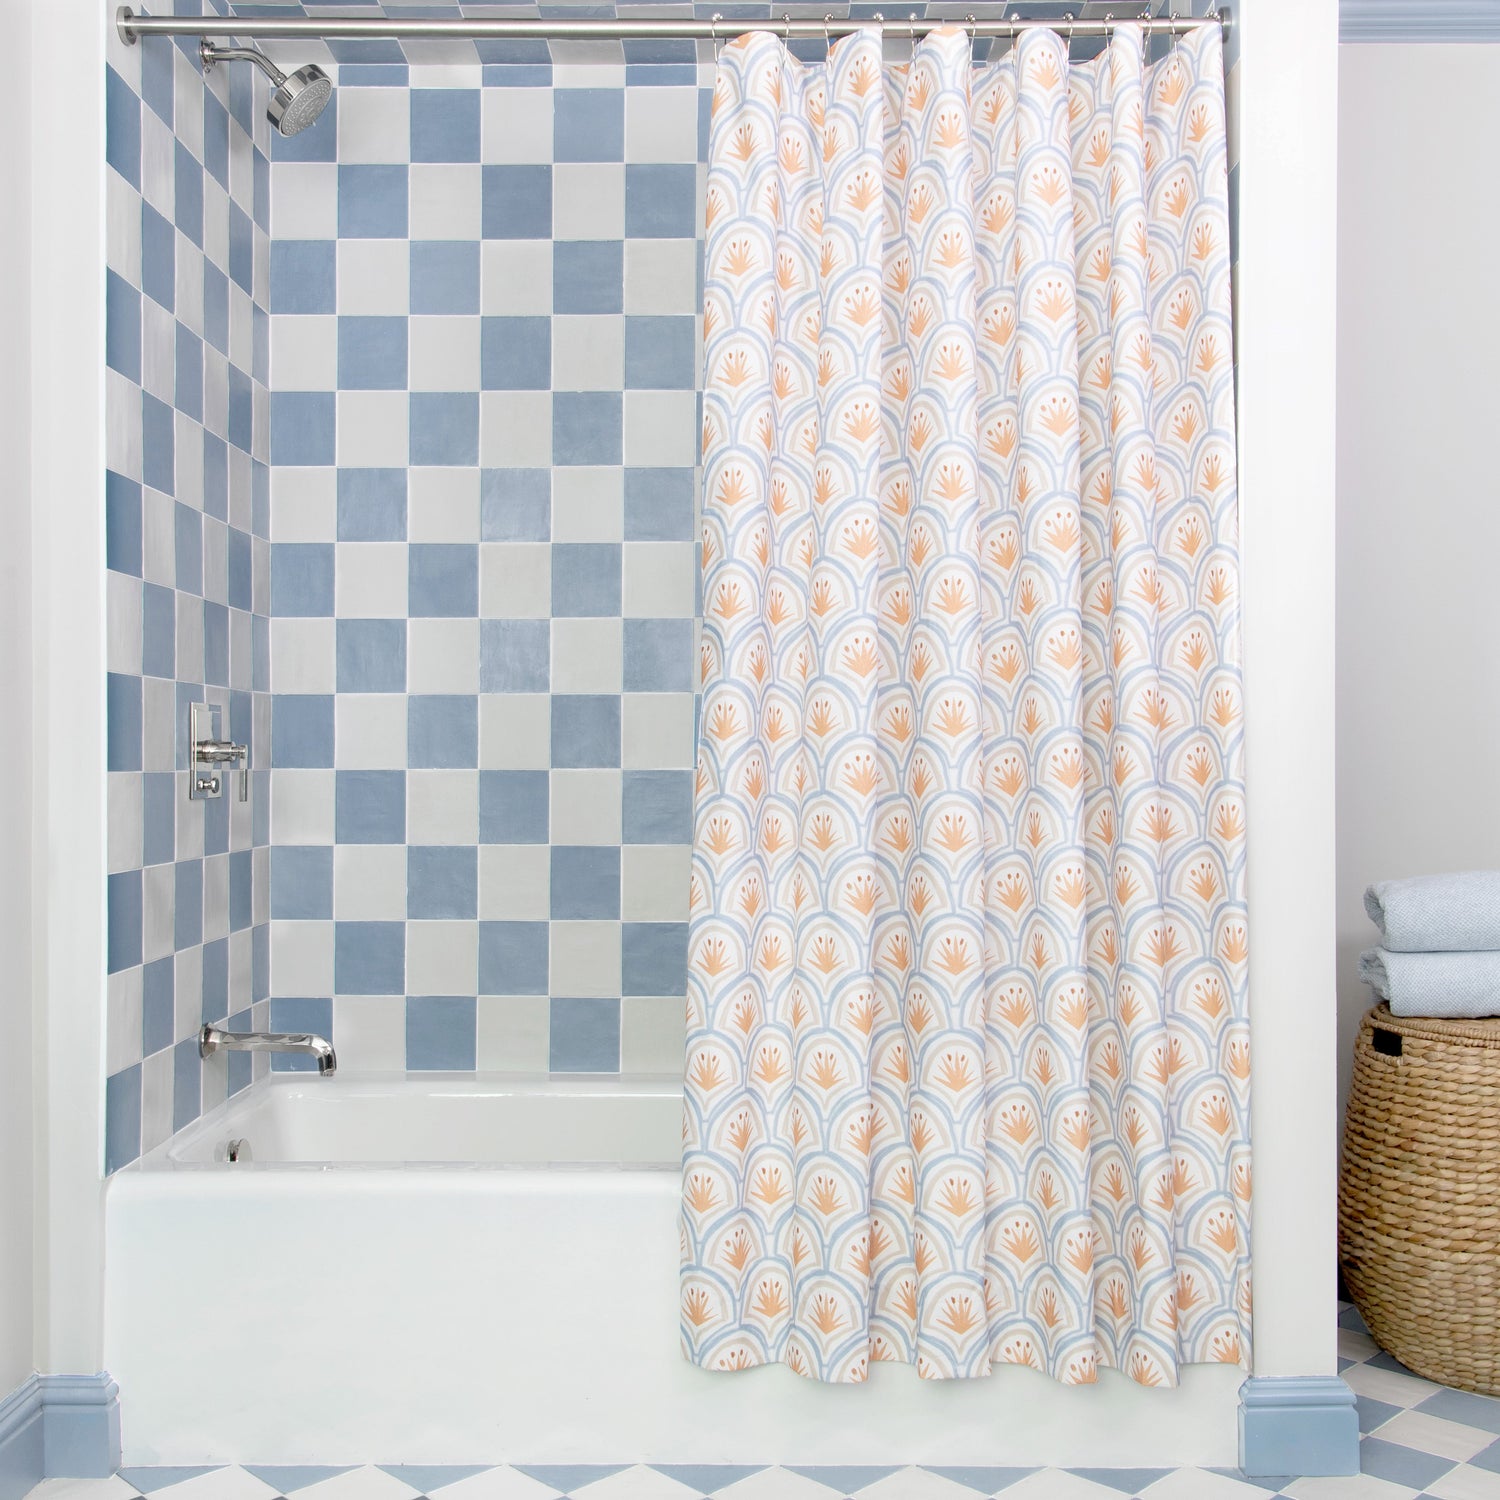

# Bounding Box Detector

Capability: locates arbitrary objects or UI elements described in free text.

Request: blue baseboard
[1239,1376,1360,1478]
[0,1374,121,1500]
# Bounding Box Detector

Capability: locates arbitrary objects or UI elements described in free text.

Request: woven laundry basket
[1339,1004,1500,1395]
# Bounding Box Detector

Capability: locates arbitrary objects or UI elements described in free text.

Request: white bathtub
[104,1075,1242,1466]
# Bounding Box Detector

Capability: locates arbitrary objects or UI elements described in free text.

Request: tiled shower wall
[103,28,274,1171]
[263,59,707,1075]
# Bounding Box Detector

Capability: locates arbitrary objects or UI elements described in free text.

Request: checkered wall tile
[265,54,708,1079]
[104,15,275,1172]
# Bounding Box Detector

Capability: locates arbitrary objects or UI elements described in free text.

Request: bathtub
[104,1075,1243,1466]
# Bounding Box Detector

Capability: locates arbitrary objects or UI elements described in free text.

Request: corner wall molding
[1342,0,1500,42]
[1239,1376,1360,1478]
[0,1374,121,1500]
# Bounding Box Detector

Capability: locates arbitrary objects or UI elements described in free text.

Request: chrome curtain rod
[117,5,1231,45]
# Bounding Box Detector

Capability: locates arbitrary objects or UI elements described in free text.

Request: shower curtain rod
[117,5,1230,45]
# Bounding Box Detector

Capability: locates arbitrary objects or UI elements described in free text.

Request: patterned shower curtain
[682,20,1249,1386]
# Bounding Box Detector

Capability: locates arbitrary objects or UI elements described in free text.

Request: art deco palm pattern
[683,22,1249,1386]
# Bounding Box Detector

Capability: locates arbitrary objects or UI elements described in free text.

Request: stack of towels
[1360,871,1500,1018]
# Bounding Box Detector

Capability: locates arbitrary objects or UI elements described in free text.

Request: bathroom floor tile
[1370,1414,1496,1466]
[711,1472,849,1500]
[423,1471,565,1500]
[1138,1472,1280,1500]
[851,1470,1005,1500]
[290,1469,423,1500]
[996,1474,1131,1500]
[565,1467,705,1500]
[143,1470,280,1500]
[1423,1462,1500,1499]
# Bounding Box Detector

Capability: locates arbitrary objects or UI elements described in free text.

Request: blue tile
[174,503,202,595]
[338,316,409,390]
[171,1037,201,1133]
[243,1471,357,1495]
[408,695,478,769]
[550,696,621,769]
[105,66,141,190]
[142,956,175,1057]
[203,433,228,518]
[480,469,550,541]
[555,89,624,161]
[175,322,203,420]
[625,618,693,692]
[142,393,175,495]
[174,856,203,950]
[552,542,622,617]
[142,772,176,867]
[409,543,479,617]
[140,34,174,124]
[1357,1439,1452,1490]
[141,584,176,679]
[409,393,479,467]
[623,769,693,844]
[477,51,552,73]
[478,922,549,995]
[105,1065,142,1173]
[335,769,406,844]
[1416,1389,1500,1435]
[272,695,335,768]
[271,392,336,467]
[228,363,254,454]
[227,64,254,136]
[480,619,549,694]
[202,937,229,1022]
[479,770,549,844]
[271,846,335,920]
[338,469,408,541]
[175,141,204,247]
[107,870,143,974]
[271,543,335,617]
[553,392,623,466]
[107,673,143,772]
[623,922,689,995]
[624,468,695,542]
[202,91,229,190]
[228,200,254,294]
[411,241,480,315]
[271,241,337,314]
[106,270,141,382]
[625,316,698,389]
[227,527,252,611]
[1473,1438,1500,1474]
[141,201,176,311]
[203,263,229,354]
[480,317,551,390]
[551,845,620,919]
[268,998,335,1073]
[337,618,407,693]
[1337,1304,1369,1333]
[1355,1395,1404,1436]
[334,921,405,995]
[271,90,338,161]
[376,1471,490,1494]
[411,89,481,162]
[482,165,552,239]
[549,997,620,1073]
[107,471,143,577]
[553,242,623,315]
[406,996,477,1071]
[626,164,698,238]
[338,163,409,239]
[408,845,478,920]
[203,601,229,687]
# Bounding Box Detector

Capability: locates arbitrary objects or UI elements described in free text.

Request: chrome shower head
[199,40,333,138]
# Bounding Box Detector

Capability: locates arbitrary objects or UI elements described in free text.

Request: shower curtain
[682,20,1250,1386]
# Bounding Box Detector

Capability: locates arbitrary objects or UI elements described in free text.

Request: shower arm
[197,40,291,87]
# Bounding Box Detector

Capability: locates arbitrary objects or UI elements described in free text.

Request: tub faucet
[200,1023,337,1075]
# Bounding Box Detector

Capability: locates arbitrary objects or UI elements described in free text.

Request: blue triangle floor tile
[786,1469,901,1493]
[1068,1471,1171,1494]
[119,1469,224,1493]
[378,1469,494,1493]
[648,1467,769,1495]
[245,1467,360,1492]
[515,1467,631,1493]
[926,1470,1036,1495]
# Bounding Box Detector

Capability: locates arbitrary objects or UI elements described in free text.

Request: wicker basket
[1339,1003,1500,1395]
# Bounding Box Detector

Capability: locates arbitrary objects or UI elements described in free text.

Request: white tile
[480,543,552,619]
[553,314,624,391]
[142,295,176,404]
[107,574,143,676]
[408,619,481,695]
[622,694,696,769]
[479,692,550,769]
[1343,1362,1445,1410]
[476,996,551,1073]
[339,391,410,468]
[624,87,700,163]
[107,170,143,286]
[620,996,685,1074]
[29,1479,147,1500]
[407,768,480,843]
[335,695,409,769]
[1374,1410,1496,1463]
[550,920,622,997]
[1280,1477,1423,1500]
[714,1473,843,1500]
[141,108,176,220]
[295,1469,421,1500]
[479,845,550,921]
[623,541,696,617]
[409,468,480,543]
[272,468,339,544]
[550,768,622,843]
[552,618,623,695]
[273,769,336,846]
[1138,1470,1274,1500]
[624,390,699,466]
[274,163,340,239]
[553,164,625,241]
[337,88,412,163]
[274,315,339,391]
[551,468,623,544]
[857,1471,1008,1500]
[480,391,553,467]
[407,920,479,993]
[335,845,407,921]
[338,240,411,316]
[481,242,553,317]
[106,369,143,482]
[434,1469,564,1500]
[175,947,204,1042]
[481,89,554,164]
[1426,1462,1500,1500]
[337,543,410,618]
[148,1467,282,1500]
[410,164,484,240]
[999,1474,1132,1500]
[569,1468,703,1500]
[624,239,701,316]
[107,965,144,1074]
[272,619,337,694]
[410,316,482,392]
[332,995,408,1072]
[271,919,336,994]
[140,1045,175,1153]
[622,845,692,922]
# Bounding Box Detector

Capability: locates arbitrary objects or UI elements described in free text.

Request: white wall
[1335,44,1500,1112]
[0,0,37,1396]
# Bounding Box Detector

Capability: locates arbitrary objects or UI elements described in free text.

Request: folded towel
[1359,947,1500,1018]
[1363,871,1500,952]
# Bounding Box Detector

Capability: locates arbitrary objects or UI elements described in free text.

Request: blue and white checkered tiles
[104,14,275,1171]
[260,51,707,1084]
[22,1311,1500,1498]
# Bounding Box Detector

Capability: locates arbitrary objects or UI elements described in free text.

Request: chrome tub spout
[200,1023,337,1075]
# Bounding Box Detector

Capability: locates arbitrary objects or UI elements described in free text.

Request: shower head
[198,40,333,137]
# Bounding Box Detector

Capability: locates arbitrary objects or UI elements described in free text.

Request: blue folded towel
[1363,871,1500,952]
[1359,947,1500,1018]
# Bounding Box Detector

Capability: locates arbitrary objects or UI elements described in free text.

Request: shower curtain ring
[1063,11,1075,56]
[966,13,977,49]
[710,11,721,62]
[782,12,791,39]
[909,11,917,44]
[824,13,835,50]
